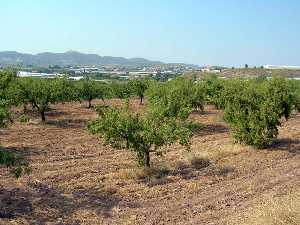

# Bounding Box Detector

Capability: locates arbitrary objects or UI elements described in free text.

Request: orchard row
[1,70,300,173]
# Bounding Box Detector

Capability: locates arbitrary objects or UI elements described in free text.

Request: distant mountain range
[0,51,164,67]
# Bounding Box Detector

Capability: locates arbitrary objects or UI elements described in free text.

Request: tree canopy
[88,77,201,167]
[0,70,30,177]
[76,78,108,108]
[128,79,150,104]
[15,77,75,121]
[223,77,295,148]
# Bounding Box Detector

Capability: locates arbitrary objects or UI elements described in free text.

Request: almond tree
[146,77,204,118]
[110,81,132,100]
[0,71,12,126]
[223,77,295,148]
[128,79,150,105]
[88,77,200,167]
[76,78,107,108]
[0,70,30,177]
[88,106,193,167]
[200,74,225,109]
[16,77,71,121]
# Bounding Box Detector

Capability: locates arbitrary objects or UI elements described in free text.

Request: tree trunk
[31,102,36,110]
[88,99,92,108]
[41,111,46,122]
[140,95,144,105]
[144,151,150,167]
[23,103,27,113]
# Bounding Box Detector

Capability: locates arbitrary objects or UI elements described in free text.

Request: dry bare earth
[0,99,299,225]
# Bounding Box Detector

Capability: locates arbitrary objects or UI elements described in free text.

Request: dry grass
[232,190,300,225]
[188,155,210,169]
[112,155,211,182]
[109,166,170,181]
[194,142,246,162]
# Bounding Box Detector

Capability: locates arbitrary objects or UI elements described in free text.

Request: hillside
[0,51,163,67]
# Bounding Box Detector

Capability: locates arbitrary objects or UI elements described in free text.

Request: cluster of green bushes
[197,74,226,109]
[146,77,205,117]
[222,77,295,147]
[199,76,300,148]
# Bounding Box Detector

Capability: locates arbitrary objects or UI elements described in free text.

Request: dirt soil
[0,99,299,225]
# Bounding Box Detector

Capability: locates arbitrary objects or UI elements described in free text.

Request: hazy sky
[1,0,300,66]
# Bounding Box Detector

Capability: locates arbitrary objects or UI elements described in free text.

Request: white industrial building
[17,71,64,78]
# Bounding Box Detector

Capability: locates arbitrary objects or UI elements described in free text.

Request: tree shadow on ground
[0,129,10,137]
[269,138,300,154]
[193,124,229,137]
[46,118,87,129]
[2,146,46,158]
[170,161,235,180]
[15,108,69,119]
[191,110,218,116]
[0,181,139,225]
[139,159,235,187]
[45,111,70,117]
[0,187,32,219]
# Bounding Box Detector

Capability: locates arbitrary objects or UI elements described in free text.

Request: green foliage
[296,87,300,112]
[110,81,132,99]
[0,70,15,126]
[289,79,300,112]
[128,79,150,104]
[19,114,30,123]
[146,77,204,119]
[223,77,294,148]
[88,106,193,167]
[0,149,31,178]
[0,100,10,127]
[6,80,30,108]
[89,77,201,167]
[0,69,16,95]
[199,75,225,109]
[191,83,206,111]
[76,78,107,107]
[11,77,77,116]
[0,70,30,178]
[54,76,78,103]
[16,77,67,121]
[185,121,204,132]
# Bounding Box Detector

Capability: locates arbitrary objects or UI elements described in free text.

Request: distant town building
[119,75,129,80]
[200,67,221,73]
[68,76,84,81]
[17,71,64,78]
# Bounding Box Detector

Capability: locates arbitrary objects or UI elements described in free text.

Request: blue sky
[1,0,300,66]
